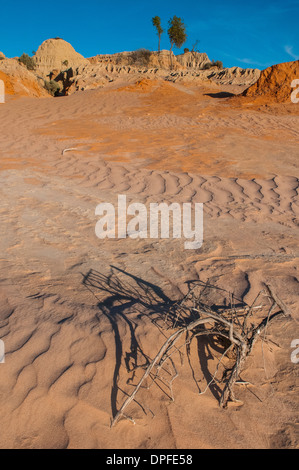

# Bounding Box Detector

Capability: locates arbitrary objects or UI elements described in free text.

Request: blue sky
[1,0,298,69]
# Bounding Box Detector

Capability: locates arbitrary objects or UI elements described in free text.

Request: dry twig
[110,282,290,426]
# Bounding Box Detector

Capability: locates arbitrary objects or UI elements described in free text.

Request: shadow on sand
[204,91,236,99]
[82,266,244,419]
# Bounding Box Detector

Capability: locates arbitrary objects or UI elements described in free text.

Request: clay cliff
[88,50,210,70]
[34,38,89,78]
[243,60,299,102]
[0,58,49,98]
[0,38,263,98]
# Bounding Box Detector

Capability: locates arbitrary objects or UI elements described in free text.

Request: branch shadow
[82,266,245,417]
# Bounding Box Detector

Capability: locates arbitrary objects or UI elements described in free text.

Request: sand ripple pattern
[51,155,299,227]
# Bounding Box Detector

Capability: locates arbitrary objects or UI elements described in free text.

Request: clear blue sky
[1,0,298,69]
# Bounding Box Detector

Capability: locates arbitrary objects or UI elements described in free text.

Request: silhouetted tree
[152,16,164,52]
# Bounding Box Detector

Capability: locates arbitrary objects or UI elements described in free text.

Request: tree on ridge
[167,16,187,52]
[152,16,164,53]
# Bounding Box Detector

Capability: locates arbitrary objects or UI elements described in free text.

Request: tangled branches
[111,282,291,427]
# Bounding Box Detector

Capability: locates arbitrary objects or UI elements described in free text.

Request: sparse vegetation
[62,60,69,68]
[152,16,164,53]
[191,39,200,53]
[18,53,36,71]
[184,48,190,54]
[215,60,223,69]
[128,49,151,67]
[43,80,60,96]
[203,60,223,70]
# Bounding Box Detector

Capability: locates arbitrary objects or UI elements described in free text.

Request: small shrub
[129,49,151,66]
[184,48,190,53]
[215,60,223,69]
[19,53,36,71]
[203,60,223,70]
[44,80,61,96]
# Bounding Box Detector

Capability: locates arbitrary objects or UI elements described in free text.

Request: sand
[0,79,298,449]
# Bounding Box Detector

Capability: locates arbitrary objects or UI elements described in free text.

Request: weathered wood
[110,284,290,424]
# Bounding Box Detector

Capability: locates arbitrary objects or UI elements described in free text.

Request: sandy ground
[0,79,298,448]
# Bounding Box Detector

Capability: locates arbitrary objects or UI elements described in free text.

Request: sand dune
[0,78,298,449]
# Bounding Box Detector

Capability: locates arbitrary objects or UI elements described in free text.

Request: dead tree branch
[110,282,291,426]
